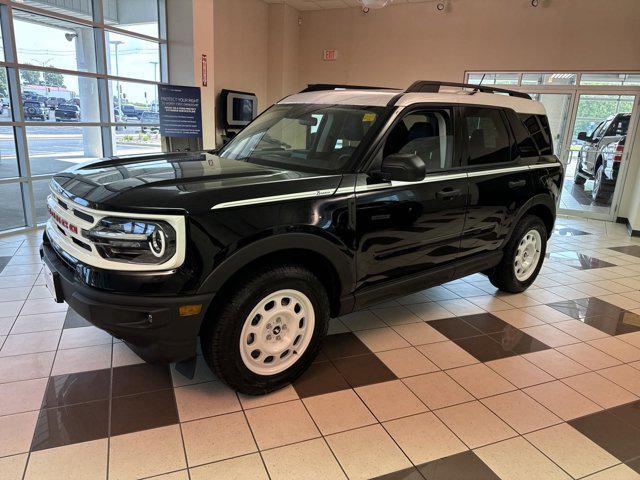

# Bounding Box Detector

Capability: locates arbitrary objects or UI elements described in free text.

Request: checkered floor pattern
[2,217,640,479]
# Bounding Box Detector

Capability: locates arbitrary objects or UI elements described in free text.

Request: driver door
[353,107,469,301]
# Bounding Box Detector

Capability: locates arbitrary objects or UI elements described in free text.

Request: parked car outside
[141,111,159,131]
[121,104,141,120]
[54,103,81,122]
[574,112,630,201]
[23,100,48,120]
[41,81,561,394]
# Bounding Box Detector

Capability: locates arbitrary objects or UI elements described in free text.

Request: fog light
[179,304,202,316]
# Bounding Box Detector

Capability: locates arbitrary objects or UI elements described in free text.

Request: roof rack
[406,81,532,100]
[300,84,397,93]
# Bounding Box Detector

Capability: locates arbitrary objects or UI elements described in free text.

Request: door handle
[508,180,526,189]
[436,188,461,199]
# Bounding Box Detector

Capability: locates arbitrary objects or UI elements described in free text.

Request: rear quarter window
[517,113,553,155]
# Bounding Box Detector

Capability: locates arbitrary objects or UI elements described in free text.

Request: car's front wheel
[488,215,547,293]
[201,264,329,395]
[573,161,587,185]
[592,164,610,202]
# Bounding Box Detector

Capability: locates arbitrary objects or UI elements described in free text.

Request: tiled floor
[2,218,640,479]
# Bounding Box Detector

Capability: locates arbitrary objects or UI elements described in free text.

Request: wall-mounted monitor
[221,89,258,128]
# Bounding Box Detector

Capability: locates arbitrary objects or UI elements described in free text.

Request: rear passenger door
[460,106,534,257]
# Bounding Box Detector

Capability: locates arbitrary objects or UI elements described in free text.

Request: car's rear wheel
[488,215,547,293]
[200,264,329,395]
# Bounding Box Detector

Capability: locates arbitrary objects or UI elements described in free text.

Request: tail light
[613,141,625,162]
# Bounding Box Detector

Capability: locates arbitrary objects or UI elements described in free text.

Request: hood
[52,152,342,215]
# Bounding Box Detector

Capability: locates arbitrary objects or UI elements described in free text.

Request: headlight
[84,217,177,265]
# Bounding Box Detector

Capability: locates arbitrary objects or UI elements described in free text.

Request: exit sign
[323,49,338,61]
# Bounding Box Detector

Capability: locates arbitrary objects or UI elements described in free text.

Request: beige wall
[298,0,640,89]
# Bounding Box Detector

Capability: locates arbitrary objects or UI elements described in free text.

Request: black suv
[41,81,562,394]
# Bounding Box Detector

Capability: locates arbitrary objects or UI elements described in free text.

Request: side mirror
[577,131,589,142]
[381,153,426,182]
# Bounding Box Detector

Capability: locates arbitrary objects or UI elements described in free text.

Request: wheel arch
[510,195,556,241]
[198,233,355,320]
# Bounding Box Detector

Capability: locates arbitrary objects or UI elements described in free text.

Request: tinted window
[383,109,454,171]
[518,113,553,155]
[463,108,511,165]
[606,115,629,136]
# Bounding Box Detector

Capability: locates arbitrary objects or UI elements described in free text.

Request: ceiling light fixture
[436,2,445,11]
[531,0,539,6]
[359,0,393,10]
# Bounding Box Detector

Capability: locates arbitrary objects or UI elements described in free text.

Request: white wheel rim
[514,229,542,282]
[239,289,315,376]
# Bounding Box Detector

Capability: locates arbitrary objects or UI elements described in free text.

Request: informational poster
[158,84,203,138]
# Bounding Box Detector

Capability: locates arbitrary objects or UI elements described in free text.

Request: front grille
[73,209,94,223]
[72,236,92,251]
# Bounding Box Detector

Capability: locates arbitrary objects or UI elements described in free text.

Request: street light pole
[110,40,124,111]
[149,61,158,111]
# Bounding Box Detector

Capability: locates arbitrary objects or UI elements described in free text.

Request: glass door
[529,93,573,162]
[560,94,636,217]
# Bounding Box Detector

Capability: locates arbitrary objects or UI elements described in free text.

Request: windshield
[218,104,388,173]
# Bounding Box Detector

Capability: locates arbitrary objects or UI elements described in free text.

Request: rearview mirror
[381,153,426,182]
[297,115,318,127]
[577,131,589,142]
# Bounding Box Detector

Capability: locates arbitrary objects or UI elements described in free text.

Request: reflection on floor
[560,156,613,216]
[2,218,640,479]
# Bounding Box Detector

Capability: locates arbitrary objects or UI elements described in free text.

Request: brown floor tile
[0,351,55,384]
[588,336,640,362]
[190,453,268,480]
[109,425,187,480]
[417,341,478,369]
[303,389,376,435]
[0,453,28,480]
[31,399,109,451]
[524,380,601,421]
[111,363,172,397]
[453,335,515,362]
[245,399,320,450]
[25,438,108,480]
[0,410,39,457]
[490,329,550,355]
[403,371,473,410]
[262,438,346,480]
[434,401,517,449]
[525,423,618,478]
[355,327,410,352]
[326,424,411,480]
[492,309,544,328]
[373,305,425,325]
[152,471,190,480]
[599,365,640,396]
[58,326,112,350]
[170,357,216,387]
[111,343,144,368]
[42,369,110,408]
[63,309,91,329]
[485,356,553,388]
[563,372,638,409]
[320,332,370,360]
[521,324,580,347]
[181,411,256,467]
[391,322,448,346]
[475,436,570,480]
[0,377,47,416]
[332,353,396,388]
[586,464,640,479]
[111,388,179,436]
[427,317,482,340]
[174,380,240,422]
[375,347,439,378]
[339,310,386,331]
[554,319,610,341]
[446,363,515,399]
[355,380,427,422]
[603,400,640,431]
[292,361,350,398]
[384,412,467,464]
[557,343,622,370]
[459,313,509,334]
[417,450,499,480]
[481,390,561,434]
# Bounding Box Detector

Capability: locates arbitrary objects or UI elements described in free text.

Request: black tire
[573,162,587,185]
[488,215,547,293]
[592,164,610,202]
[200,264,330,395]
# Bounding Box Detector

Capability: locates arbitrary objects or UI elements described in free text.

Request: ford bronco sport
[41,81,562,394]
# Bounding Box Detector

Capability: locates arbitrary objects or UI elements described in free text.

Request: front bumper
[41,240,214,364]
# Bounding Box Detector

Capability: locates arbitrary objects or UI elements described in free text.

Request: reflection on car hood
[51,151,342,214]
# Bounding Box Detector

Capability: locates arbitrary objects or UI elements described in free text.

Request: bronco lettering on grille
[48,205,79,234]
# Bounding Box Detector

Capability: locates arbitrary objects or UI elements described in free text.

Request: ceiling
[262,0,435,12]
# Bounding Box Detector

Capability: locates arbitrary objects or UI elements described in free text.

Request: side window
[463,107,512,165]
[606,116,629,136]
[382,108,453,171]
[517,113,553,155]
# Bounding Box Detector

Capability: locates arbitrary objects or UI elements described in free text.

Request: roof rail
[300,84,397,93]
[406,81,532,100]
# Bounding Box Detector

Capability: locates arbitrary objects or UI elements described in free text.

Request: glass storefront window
[467,73,519,85]
[26,126,103,176]
[0,182,26,230]
[522,73,577,86]
[20,0,93,21]
[0,126,19,179]
[112,126,161,156]
[580,73,640,86]
[108,79,158,123]
[19,70,100,123]
[33,178,53,224]
[105,31,160,81]
[0,69,12,121]
[13,10,97,73]
[104,0,160,38]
